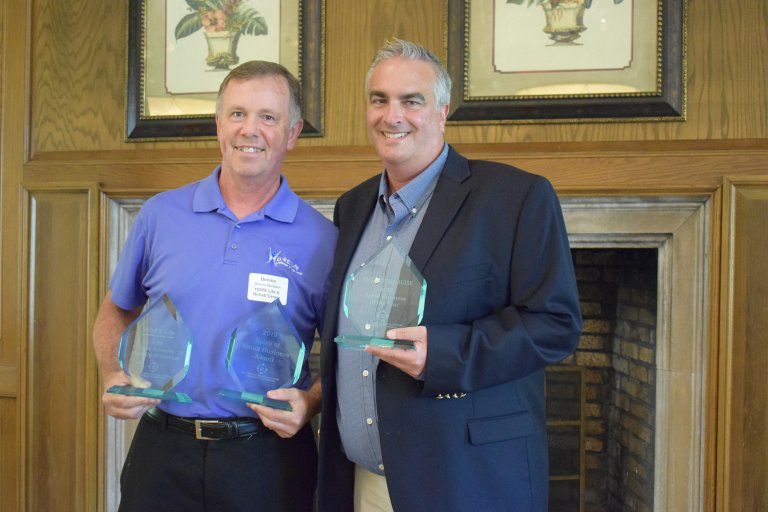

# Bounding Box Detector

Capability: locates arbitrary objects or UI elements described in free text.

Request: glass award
[218,300,306,412]
[108,294,193,403]
[334,242,426,351]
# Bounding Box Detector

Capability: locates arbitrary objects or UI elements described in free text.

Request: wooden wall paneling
[26,0,767,156]
[18,143,768,201]
[687,1,768,141]
[1,0,31,510]
[25,186,100,512]
[2,0,30,363]
[0,397,20,512]
[28,0,432,150]
[718,177,768,511]
[0,364,17,395]
[30,0,127,154]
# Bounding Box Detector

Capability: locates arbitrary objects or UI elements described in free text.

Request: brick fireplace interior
[549,248,658,512]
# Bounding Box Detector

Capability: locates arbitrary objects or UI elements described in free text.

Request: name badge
[247,273,288,305]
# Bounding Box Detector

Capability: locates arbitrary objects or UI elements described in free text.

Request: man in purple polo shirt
[93,61,337,511]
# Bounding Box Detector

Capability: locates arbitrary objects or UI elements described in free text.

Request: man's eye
[231,111,244,118]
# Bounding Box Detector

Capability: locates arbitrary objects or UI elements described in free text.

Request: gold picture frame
[126,0,324,140]
[446,0,686,123]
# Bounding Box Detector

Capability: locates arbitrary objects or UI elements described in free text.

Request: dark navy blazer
[318,146,582,512]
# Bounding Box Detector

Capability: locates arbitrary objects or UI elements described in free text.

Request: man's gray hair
[365,38,452,108]
[216,60,302,128]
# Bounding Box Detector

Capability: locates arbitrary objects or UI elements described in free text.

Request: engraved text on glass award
[334,242,426,350]
[218,300,306,411]
[108,294,193,403]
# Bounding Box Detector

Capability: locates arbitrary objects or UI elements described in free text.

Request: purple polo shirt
[109,167,337,418]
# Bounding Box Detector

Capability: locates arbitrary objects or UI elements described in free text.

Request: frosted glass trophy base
[334,334,415,351]
[107,385,192,403]
[218,389,293,412]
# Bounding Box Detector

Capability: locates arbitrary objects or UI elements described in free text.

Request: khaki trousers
[354,465,394,512]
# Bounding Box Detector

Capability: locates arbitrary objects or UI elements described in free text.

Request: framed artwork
[126,0,324,140]
[446,0,686,123]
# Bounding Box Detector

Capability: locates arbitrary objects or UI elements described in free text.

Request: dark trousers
[119,413,318,512]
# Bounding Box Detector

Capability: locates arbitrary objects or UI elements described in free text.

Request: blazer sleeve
[421,177,582,394]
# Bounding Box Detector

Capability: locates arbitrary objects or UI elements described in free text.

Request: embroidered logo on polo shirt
[267,247,304,275]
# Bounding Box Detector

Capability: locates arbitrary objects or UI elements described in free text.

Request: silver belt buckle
[194,419,222,440]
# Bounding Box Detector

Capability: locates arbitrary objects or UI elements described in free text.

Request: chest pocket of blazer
[441,263,492,284]
[467,411,533,445]
[434,263,494,322]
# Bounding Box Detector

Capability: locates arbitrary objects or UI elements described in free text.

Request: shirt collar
[192,166,298,223]
[377,143,448,221]
[261,176,298,223]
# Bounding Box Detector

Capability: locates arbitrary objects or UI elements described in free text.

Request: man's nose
[382,103,404,124]
[241,115,261,136]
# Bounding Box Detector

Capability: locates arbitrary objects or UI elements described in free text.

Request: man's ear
[287,119,304,150]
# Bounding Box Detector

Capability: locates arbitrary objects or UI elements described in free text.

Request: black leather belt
[145,407,270,440]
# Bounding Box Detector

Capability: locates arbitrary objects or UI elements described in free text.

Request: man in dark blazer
[318,39,582,512]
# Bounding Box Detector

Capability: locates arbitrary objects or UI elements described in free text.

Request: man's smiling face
[216,75,301,186]
[366,57,448,187]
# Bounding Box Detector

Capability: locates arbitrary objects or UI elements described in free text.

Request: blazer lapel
[409,146,471,271]
[336,178,379,269]
[325,177,379,338]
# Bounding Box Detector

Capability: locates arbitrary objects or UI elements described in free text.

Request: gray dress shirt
[336,144,448,475]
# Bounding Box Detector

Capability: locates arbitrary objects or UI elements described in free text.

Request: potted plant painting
[175,0,269,70]
[507,0,626,45]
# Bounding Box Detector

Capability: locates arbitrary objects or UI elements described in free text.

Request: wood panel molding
[25,186,100,512]
[0,398,20,512]
[19,142,768,200]
[0,365,17,397]
[1,3,31,511]
[23,0,768,153]
[718,177,768,512]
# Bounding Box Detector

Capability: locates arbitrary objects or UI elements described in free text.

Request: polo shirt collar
[192,166,298,223]
[261,176,298,223]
